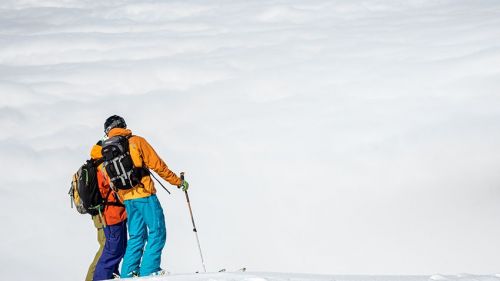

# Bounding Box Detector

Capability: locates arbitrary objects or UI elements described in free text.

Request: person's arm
[134,136,182,186]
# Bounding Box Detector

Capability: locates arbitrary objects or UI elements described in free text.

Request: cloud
[1,0,500,280]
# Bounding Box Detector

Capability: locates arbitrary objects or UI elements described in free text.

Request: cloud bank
[1,0,500,280]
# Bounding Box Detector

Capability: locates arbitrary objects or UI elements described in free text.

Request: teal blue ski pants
[120,194,166,277]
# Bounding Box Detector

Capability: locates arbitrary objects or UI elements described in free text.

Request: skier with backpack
[101,115,189,278]
[69,140,128,281]
[90,142,128,281]
[69,142,107,281]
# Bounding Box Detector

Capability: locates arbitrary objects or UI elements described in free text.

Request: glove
[179,180,189,192]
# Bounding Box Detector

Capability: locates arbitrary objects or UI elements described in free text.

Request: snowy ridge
[107,272,500,281]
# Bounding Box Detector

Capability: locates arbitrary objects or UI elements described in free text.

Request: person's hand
[179,180,189,192]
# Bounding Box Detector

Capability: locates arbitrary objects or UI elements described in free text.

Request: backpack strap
[103,188,125,208]
[106,202,125,207]
[96,164,124,208]
[93,158,104,167]
[109,191,125,207]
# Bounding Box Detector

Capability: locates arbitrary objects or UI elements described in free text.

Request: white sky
[1,0,500,280]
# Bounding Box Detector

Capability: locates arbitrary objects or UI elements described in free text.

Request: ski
[218,268,247,273]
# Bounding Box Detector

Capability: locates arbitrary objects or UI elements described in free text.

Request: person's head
[104,115,126,135]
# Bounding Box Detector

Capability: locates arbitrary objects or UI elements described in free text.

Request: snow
[99,272,500,281]
[1,0,500,280]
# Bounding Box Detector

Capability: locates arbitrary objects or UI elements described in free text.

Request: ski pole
[181,172,207,273]
[150,172,171,194]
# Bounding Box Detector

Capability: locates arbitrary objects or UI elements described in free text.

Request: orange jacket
[90,144,127,226]
[107,128,182,201]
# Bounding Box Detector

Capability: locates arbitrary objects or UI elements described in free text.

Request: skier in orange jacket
[102,115,188,278]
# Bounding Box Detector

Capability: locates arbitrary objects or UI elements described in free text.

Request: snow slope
[102,272,500,281]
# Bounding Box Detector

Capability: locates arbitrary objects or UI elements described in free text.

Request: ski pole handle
[178,172,185,189]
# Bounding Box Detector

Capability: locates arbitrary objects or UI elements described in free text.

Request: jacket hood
[108,128,133,138]
[90,144,102,159]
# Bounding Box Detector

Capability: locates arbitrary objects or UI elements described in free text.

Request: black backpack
[69,159,105,216]
[101,135,148,190]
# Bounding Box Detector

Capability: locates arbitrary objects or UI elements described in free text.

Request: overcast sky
[1,0,500,280]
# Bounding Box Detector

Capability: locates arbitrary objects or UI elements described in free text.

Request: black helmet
[104,115,126,135]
